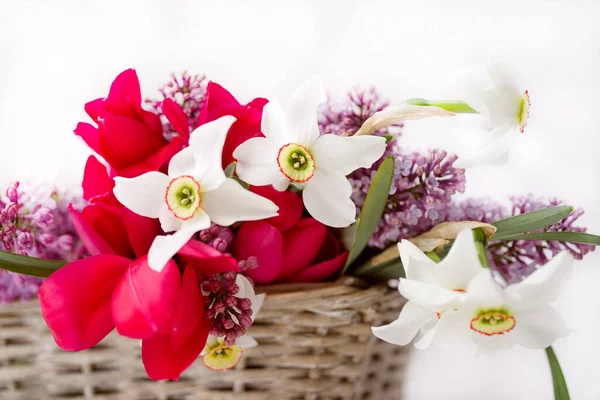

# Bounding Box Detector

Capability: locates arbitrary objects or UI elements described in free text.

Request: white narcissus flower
[201,275,265,371]
[433,252,573,352]
[233,77,387,228]
[454,65,531,168]
[372,229,483,349]
[113,116,279,271]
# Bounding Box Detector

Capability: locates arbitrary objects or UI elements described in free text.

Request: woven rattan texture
[0,280,408,400]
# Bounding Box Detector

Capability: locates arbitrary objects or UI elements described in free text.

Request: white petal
[464,270,509,311]
[436,229,484,291]
[233,137,285,187]
[168,146,195,177]
[261,101,297,145]
[472,329,517,353]
[188,115,236,191]
[398,239,436,272]
[514,305,572,349]
[311,134,387,175]
[273,175,291,191]
[236,335,259,350]
[202,178,279,226]
[113,172,170,218]
[284,76,326,147]
[302,168,355,228]
[417,309,472,350]
[399,279,462,312]
[372,301,436,346]
[147,210,211,271]
[506,251,573,309]
[159,205,182,233]
[354,104,455,136]
[397,240,438,284]
[235,274,256,300]
[454,128,517,168]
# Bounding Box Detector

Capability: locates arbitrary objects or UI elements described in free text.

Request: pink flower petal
[80,203,135,258]
[38,254,131,351]
[74,122,101,155]
[170,267,204,352]
[69,205,115,256]
[251,186,303,232]
[291,251,348,282]
[82,156,115,202]
[84,98,105,122]
[161,98,190,144]
[177,240,241,274]
[141,318,210,381]
[116,137,185,178]
[122,208,161,258]
[111,256,180,339]
[233,221,283,284]
[196,81,241,126]
[278,218,327,280]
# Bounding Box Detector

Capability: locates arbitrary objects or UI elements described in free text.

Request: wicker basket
[0,277,408,400]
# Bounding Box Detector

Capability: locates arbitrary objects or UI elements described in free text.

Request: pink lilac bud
[222,317,235,330]
[213,301,226,314]
[227,283,239,296]
[238,313,252,329]
[198,229,212,242]
[4,203,18,220]
[56,235,75,252]
[211,237,228,252]
[6,182,19,203]
[225,331,237,346]
[37,233,55,246]
[33,208,54,229]
[224,295,238,308]
[16,231,34,249]
[3,223,16,236]
[237,297,252,310]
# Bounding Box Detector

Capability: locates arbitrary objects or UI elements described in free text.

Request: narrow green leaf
[0,249,66,278]
[546,346,570,400]
[472,228,490,268]
[341,156,395,275]
[354,257,405,280]
[493,231,600,246]
[492,206,573,240]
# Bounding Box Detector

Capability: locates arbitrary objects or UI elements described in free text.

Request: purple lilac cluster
[200,272,253,345]
[449,195,595,284]
[146,71,207,140]
[319,87,467,248]
[0,182,86,303]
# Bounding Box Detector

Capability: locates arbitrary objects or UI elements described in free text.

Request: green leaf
[340,156,395,275]
[0,249,66,278]
[492,206,573,240]
[353,257,405,280]
[224,161,237,178]
[493,231,600,246]
[546,346,570,400]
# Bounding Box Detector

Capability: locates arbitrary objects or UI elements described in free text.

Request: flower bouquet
[0,66,598,400]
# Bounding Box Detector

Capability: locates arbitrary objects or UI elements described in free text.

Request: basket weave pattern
[0,279,408,400]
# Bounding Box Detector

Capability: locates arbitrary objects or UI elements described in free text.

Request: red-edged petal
[69,205,115,256]
[161,98,190,144]
[80,203,135,259]
[39,254,131,351]
[74,122,101,155]
[116,137,185,178]
[196,81,241,126]
[82,155,115,201]
[170,267,204,352]
[178,240,240,274]
[122,208,161,258]
[233,221,283,284]
[111,256,180,339]
[278,218,327,280]
[251,186,303,232]
[290,251,348,282]
[142,318,210,381]
[84,98,106,122]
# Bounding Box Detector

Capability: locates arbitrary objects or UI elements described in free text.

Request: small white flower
[372,229,483,349]
[113,116,279,271]
[454,65,531,168]
[233,77,387,228]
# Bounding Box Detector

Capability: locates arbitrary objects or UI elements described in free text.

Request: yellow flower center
[165,175,202,220]
[202,340,243,371]
[470,308,516,336]
[277,143,316,182]
[518,90,531,133]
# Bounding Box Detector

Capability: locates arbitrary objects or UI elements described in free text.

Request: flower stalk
[406,98,478,114]
[472,227,490,268]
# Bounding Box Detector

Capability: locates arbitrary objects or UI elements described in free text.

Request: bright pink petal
[178,240,240,274]
[278,218,327,280]
[251,186,303,232]
[161,98,190,144]
[291,251,348,282]
[74,122,101,155]
[196,81,241,126]
[82,156,115,201]
[69,205,115,256]
[111,256,180,339]
[80,203,135,258]
[142,318,210,381]
[39,254,131,351]
[116,137,185,178]
[170,267,204,352]
[233,221,283,284]
[84,98,105,121]
[122,208,161,258]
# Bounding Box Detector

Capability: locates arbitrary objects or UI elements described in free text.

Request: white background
[1,1,599,399]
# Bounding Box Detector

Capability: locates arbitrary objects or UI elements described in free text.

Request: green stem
[472,228,490,268]
[406,98,478,114]
[546,346,571,400]
[425,251,440,263]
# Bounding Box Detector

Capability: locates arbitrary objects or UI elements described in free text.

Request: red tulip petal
[315,231,343,262]
[103,69,142,116]
[170,267,204,352]
[84,98,106,122]
[122,208,161,258]
[80,203,135,259]
[290,251,348,283]
[111,256,180,339]
[69,205,115,256]
[39,254,131,351]
[74,122,101,155]
[196,81,241,126]
[177,240,240,274]
[233,221,283,284]
[142,318,210,381]
[161,98,190,144]
[250,186,303,232]
[278,218,327,280]
[82,156,115,202]
[116,137,185,178]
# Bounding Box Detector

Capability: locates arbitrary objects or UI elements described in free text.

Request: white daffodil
[372,229,483,349]
[233,77,387,228]
[453,65,531,168]
[113,116,279,271]
[432,251,573,352]
[201,275,265,370]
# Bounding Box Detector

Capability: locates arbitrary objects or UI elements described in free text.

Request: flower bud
[6,181,19,203]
